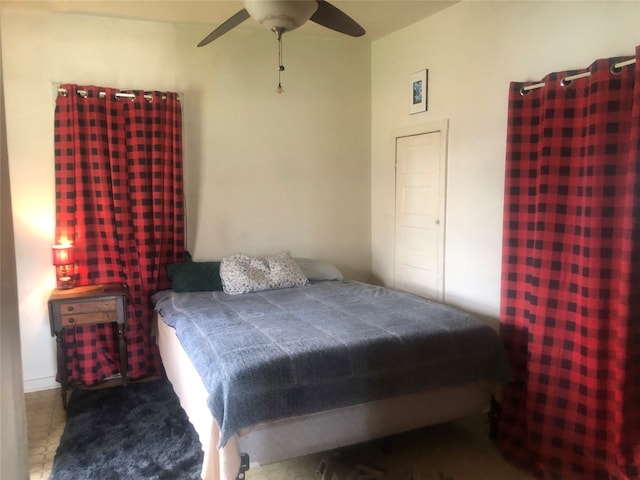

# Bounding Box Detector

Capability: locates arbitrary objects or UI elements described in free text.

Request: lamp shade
[52,244,74,266]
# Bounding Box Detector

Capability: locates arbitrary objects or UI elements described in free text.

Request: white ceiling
[0,0,458,41]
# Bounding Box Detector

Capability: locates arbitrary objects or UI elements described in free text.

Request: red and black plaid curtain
[498,47,640,479]
[54,84,185,384]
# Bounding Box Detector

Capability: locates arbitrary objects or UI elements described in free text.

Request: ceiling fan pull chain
[276,29,285,94]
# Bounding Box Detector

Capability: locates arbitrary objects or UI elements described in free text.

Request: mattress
[156,316,499,480]
[152,280,510,449]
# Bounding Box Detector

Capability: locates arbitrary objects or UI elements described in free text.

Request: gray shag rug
[50,378,203,480]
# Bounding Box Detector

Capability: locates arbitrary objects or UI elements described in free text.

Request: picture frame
[409,69,428,114]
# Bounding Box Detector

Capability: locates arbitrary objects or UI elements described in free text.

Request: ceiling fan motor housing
[244,0,319,33]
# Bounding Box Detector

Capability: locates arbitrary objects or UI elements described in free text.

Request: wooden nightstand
[48,283,129,408]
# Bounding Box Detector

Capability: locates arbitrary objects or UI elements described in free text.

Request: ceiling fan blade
[310,0,365,37]
[197,8,251,47]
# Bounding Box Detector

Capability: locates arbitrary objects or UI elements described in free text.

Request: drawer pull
[66,306,74,312]
[68,317,75,324]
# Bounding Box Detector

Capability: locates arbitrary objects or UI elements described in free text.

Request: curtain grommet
[610,64,623,75]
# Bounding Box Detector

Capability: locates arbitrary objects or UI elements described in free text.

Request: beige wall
[371,1,640,321]
[1,9,371,390]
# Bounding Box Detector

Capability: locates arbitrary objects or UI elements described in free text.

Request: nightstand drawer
[59,299,117,314]
[61,311,118,327]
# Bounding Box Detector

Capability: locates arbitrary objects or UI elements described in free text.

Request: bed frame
[156,316,498,480]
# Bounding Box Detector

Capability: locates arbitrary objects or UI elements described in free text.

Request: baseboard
[24,376,58,393]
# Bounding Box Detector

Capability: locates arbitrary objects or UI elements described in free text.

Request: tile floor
[26,388,66,480]
[26,387,537,480]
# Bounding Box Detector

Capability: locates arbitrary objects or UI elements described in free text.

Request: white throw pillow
[294,257,344,281]
[220,252,309,295]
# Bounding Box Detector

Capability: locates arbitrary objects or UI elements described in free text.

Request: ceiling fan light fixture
[244,0,318,33]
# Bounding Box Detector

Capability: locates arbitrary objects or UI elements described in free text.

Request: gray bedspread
[152,281,510,448]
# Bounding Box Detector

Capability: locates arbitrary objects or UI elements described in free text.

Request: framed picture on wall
[409,69,428,114]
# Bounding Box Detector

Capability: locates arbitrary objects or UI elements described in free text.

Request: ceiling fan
[197,0,366,93]
[198,0,366,46]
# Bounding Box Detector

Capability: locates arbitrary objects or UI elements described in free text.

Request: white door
[394,131,446,301]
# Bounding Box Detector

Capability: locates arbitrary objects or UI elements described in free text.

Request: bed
[152,254,510,480]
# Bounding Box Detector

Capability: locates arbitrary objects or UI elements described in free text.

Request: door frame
[392,119,449,301]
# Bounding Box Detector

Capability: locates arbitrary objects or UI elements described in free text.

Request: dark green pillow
[167,255,223,292]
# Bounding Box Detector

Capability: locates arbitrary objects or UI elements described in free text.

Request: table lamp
[52,244,75,290]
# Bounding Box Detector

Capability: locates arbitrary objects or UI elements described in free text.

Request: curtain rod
[57,88,180,102]
[520,58,636,95]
